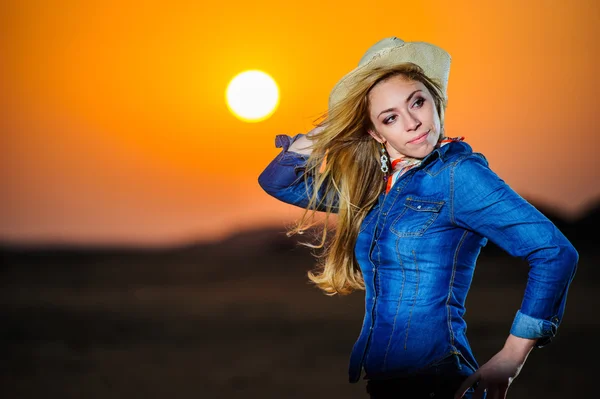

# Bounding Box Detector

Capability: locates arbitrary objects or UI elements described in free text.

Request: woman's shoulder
[449,145,504,187]
[441,140,489,167]
[423,140,488,176]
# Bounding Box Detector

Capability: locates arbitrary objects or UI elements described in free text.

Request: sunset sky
[2,0,599,246]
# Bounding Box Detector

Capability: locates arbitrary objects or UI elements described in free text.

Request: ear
[367,128,384,144]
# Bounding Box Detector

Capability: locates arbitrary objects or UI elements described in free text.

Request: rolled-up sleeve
[450,154,578,348]
[258,134,338,212]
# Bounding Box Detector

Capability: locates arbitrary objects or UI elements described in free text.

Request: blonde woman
[258,37,578,399]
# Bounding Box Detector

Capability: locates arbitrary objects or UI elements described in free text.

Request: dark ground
[1,215,598,398]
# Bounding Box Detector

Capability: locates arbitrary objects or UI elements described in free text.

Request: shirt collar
[410,136,468,169]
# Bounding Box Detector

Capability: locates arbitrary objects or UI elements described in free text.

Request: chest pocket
[390,197,445,237]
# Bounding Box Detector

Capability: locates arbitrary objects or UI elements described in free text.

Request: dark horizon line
[0,195,598,253]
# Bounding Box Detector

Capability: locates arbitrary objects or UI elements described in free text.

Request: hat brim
[328,41,451,110]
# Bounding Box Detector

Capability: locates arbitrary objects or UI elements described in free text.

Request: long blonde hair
[290,63,447,295]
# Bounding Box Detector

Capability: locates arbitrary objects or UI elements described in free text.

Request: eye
[412,97,425,108]
[383,115,397,125]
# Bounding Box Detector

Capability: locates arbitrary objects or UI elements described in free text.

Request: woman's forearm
[287,125,325,155]
[503,334,536,363]
[288,134,314,155]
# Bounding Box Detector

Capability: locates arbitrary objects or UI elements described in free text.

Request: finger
[454,373,480,399]
[454,375,479,399]
[487,383,510,399]
[471,382,487,399]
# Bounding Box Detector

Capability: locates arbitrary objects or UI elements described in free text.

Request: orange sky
[2,0,599,246]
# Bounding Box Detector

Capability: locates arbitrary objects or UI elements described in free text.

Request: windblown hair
[289,62,447,295]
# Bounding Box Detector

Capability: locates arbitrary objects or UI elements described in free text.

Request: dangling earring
[380,143,389,174]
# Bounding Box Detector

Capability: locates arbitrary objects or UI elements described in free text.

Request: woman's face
[367,75,441,160]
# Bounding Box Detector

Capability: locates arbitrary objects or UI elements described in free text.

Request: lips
[408,130,430,144]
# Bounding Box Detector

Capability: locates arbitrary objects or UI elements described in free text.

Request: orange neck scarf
[385,136,465,194]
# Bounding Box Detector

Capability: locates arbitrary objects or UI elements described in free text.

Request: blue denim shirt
[258,133,578,383]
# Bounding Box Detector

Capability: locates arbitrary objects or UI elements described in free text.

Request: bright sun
[226,70,279,123]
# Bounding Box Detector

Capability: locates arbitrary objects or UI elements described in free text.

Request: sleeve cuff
[274,133,310,167]
[509,310,559,348]
[275,133,306,152]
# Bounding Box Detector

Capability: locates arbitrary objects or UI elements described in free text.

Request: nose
[405,112,421,132]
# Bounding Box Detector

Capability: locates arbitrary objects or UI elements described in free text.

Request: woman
[258,37,578,399]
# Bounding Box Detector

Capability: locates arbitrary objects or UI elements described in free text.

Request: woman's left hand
[454,334,536,399]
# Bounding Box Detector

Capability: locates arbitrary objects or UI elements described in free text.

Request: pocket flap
[404,198,444,212]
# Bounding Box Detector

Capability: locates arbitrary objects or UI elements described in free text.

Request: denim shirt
[258,133,578,383]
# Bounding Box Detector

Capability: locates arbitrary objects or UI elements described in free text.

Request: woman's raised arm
[257,126,338,212]
[286,125,323,155]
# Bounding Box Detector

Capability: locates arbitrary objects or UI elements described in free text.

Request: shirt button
[417,205,422,209]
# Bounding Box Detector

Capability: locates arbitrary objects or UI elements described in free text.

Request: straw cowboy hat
[328,37,451,110]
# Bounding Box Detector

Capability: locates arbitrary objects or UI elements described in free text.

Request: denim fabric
[365,353,481,398]
[258,134,578,384]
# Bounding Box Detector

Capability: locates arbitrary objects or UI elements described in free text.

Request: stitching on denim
[424,161,453,177]
[449,160,456,226]
[406,197,445,205]
[390,204,442,238]
[363,223,383,368]
[404,198,445,213]
[423,141,474,176]
[378,173,410,236]
[389,206,408,235]
[447,230,469,346]
[385,176,408,214]
[356,214,385,377]
[449,155,476,227]
[454,350,478,375]
[415,350,459,373]
[404,250,420,350]
[359,204,379,233]
[382,237,406,369]
[364,171,412,368]
[377,240,382,304]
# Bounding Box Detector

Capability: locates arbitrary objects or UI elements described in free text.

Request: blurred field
[1,227,598,398]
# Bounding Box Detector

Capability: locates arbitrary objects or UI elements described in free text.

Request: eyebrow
[376,90,423,118]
